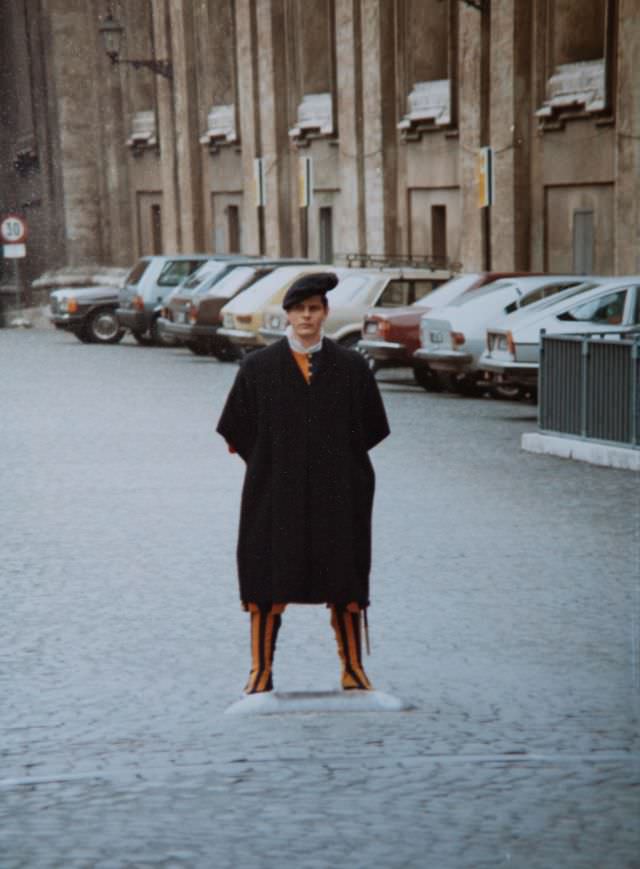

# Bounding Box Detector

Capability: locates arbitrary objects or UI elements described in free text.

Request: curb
[522,432,640,471]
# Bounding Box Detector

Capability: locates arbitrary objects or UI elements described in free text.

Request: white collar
[285,324,324,355]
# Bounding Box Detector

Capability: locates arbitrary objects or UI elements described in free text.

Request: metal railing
[539,330,640,448]
[335,252,460,273]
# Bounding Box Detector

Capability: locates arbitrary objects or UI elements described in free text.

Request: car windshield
[378,279,437,307]
[207,266,259,299]
[514,280,602,316]
[180,260,225,290]
[448,280,519,307]
[327,276,370,306]
[158,259,205,287]
[125,259,150,286]
[412,273,479,307]
[230,269,325,312]
[504,280,582,314]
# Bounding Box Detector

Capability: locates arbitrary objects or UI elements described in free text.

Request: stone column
[614,0,640,274]
[255,0,292,256]
[169,0,204,252]
[152,0,179,251]
[94,0,133,268]
[488,0,532,271]
[235,0,262,254]
[45,0,103,265]
[360,0,397,255]
[335,0,366,256]
[457,3,483,271]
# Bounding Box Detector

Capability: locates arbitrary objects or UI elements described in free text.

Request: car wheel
[74,327,94,344]
[151,317,178,347]
[186,339,211,356]
[86,308,125,344]
[450,373,488,398]
[214,344,244,362]
[412,365,446,392]
[490,382,523,401]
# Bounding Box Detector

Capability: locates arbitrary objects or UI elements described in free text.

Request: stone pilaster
[235,0,262,254]
[488,0,532,271]
[169,0,204,252]
[255,0,292,256]
[152,0,179,252]
[93,0,133,267]
[614,0,640,274]
[360,0,387,254]
[457,3,483,271]
[45,0,102,265]
[335,0,366,256]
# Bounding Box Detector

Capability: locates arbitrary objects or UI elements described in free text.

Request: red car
[358,272,533,388]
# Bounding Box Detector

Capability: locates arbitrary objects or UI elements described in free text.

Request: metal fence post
[580,335,589,438]
[631,335,639,447]
[538,329,546,431]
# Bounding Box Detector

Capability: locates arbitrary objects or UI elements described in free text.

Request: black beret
[282,272,339,310]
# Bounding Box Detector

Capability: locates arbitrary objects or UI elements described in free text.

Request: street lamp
[98,12,173,80]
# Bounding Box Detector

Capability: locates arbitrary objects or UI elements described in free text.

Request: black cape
[216,337,390,607]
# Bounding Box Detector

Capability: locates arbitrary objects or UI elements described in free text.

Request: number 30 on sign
[1,215,28,244]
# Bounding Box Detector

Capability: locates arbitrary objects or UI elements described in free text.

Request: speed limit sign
[1,214,27,244]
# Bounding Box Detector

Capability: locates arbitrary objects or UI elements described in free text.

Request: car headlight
[223,312,234,329]
[58,297,78,314]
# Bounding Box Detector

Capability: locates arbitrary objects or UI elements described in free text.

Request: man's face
[286,294,328,346]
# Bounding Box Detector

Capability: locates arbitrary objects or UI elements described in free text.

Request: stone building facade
[0,0,638,294]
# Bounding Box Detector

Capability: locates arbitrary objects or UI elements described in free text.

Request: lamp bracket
[108,54,173,80]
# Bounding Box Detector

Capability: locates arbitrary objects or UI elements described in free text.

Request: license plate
[430,330,443,343]
[177,311,187,324]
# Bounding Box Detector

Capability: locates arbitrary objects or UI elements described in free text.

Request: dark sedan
[159,258,316,358]
[49,286,124,344]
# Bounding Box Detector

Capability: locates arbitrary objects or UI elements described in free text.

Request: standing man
[217,273,390,694]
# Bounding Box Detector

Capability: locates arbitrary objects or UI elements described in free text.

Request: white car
[478,277,640,389]
[413,275,587,396]
[259,267,450,351]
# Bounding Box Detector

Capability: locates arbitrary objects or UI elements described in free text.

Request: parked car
[259,267,451,352]
[358,272,531,375]
[478,276,640,390]
[158,258,315,358]
[218,265,353,351]
[116,254,213,346]
[49,285,124,344]
[413,275,589,396]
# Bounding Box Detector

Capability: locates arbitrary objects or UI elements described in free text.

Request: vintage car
[49,285,124,344]
[478,276,640,389]
[358,272,531,375]
[413,275,588,396]
[116,254,213,346]
[158,258,315,357]
[259,266,450,353]
[218,265,353,351]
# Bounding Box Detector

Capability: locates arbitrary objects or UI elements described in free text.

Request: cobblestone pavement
[1,327,639,869]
